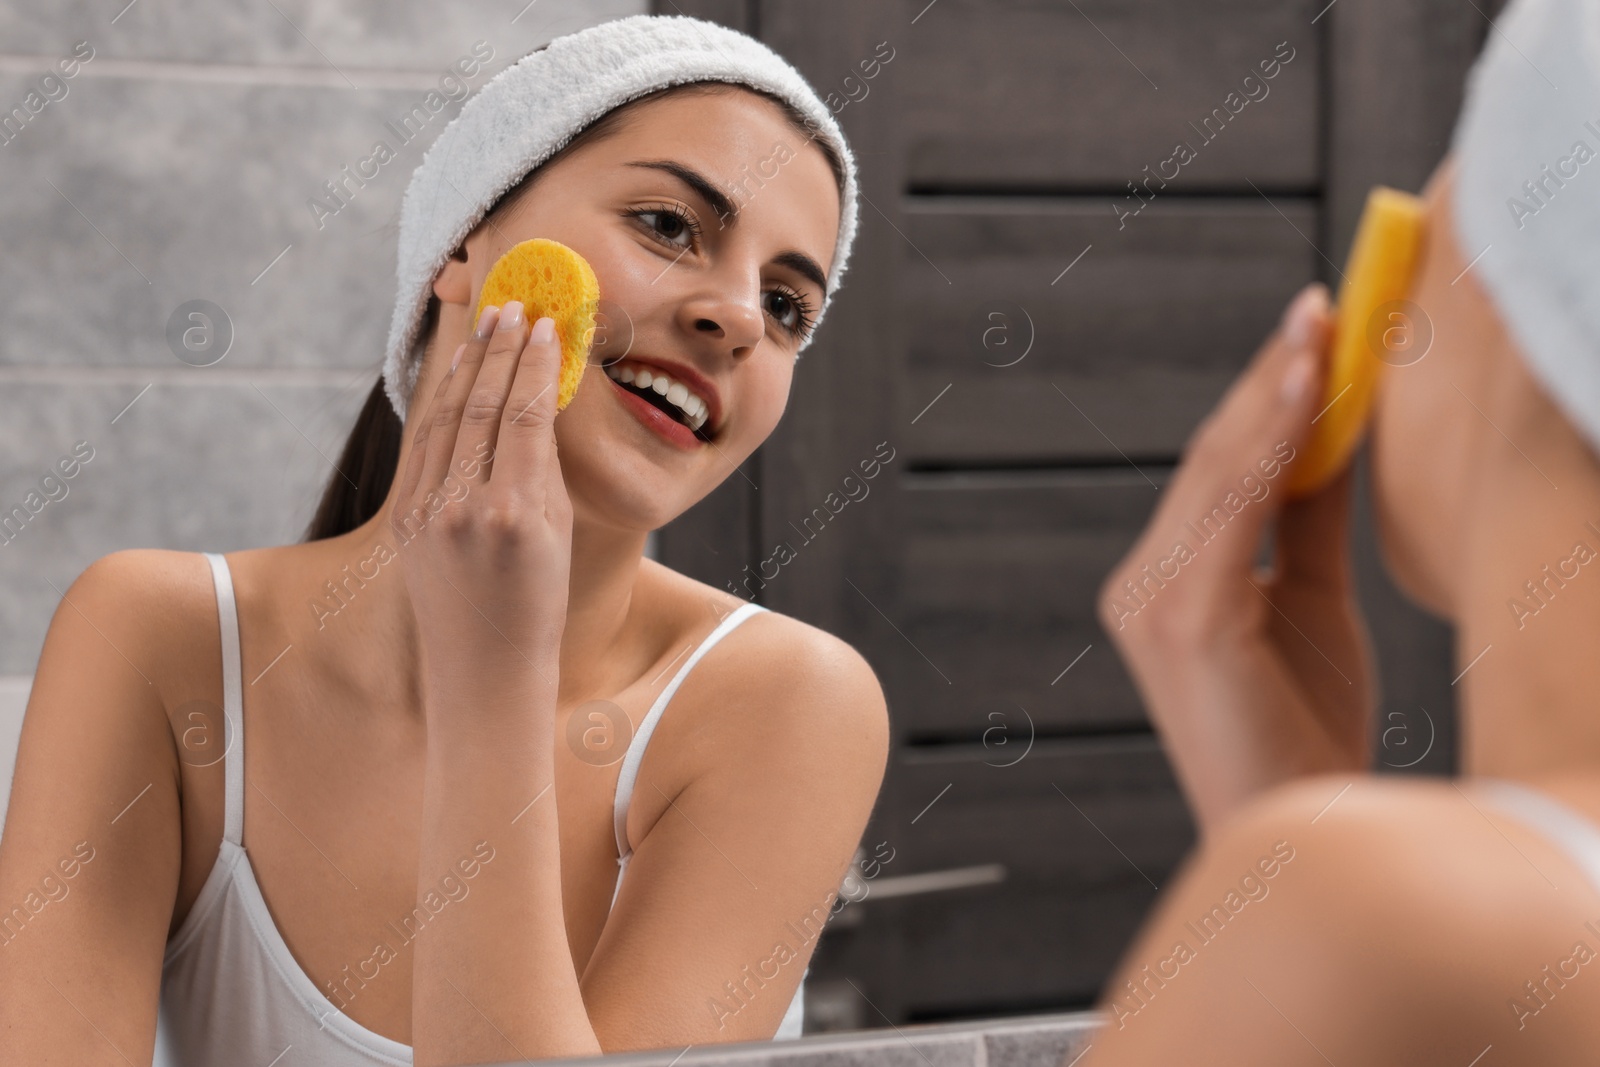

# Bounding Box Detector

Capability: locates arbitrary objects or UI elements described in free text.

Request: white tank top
[1473,777,1600,890]
[153,552,805,1066]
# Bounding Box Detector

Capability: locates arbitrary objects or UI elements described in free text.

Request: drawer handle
[851,862,1006,901]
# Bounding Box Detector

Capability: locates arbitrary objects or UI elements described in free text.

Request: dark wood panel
[652,455,760,591]
[901,198,1317,463]
[896,0,1321,188]
[895,469,1164,735]
[1325,0,1484,261]
[817,737,1192,1015]
[886,735,1193,880]
[755,1,910,652]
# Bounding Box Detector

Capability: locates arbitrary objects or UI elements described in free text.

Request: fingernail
[1281,350,1317,402]
[474,306,500,339]
[530,316,556,344]
[498,300,524,331]
[1283,286,1326,349]
[449,343,466,373]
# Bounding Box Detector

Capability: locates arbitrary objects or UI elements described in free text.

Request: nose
[677,288,766,362]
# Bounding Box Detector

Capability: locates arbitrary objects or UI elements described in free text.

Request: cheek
[740,362,793,443]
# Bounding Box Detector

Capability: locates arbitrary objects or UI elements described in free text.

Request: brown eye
[628,203,702,251]
[765,285,816,340]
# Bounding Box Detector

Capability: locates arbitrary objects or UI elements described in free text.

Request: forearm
[1132,643,1365,832]
[411,670,602,1066]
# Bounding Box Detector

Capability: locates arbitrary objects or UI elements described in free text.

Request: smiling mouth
[603,365,715,442]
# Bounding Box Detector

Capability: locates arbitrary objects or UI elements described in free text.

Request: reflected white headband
[1452,0,1600,451]
[380,14,860,422]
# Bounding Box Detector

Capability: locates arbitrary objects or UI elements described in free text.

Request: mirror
[0,0,1537,1064]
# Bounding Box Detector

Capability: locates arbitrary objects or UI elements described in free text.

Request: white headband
[1451,0,1600,452]
[380,14,860,422]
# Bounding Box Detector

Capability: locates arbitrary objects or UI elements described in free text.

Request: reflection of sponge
[1286,186,1427,497]
[474,238,601,412]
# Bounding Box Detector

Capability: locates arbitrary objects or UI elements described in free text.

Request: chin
[561,449,692,533]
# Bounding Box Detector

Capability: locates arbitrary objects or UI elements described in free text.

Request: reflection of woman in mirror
[0,18,889,1065]
[1087,0,1600,1060]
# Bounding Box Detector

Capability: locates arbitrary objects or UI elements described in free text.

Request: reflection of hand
[388,301,574,729]
[1099,284,1376,832]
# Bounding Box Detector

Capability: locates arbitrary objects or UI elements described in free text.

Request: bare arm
[578,619,890,1046]
[0,551,186,1066]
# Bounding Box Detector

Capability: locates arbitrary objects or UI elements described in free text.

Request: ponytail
[302,376,404,541]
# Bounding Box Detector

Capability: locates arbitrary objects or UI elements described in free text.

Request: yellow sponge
[1286,186,1427,497]
[474,238,601,412]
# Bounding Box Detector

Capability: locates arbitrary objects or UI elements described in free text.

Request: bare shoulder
[1214,773,1600,913]
[640,560,890,778]
[1088,775,1600,1063]
[61,548,222,706]
[1213,775,1600,1016]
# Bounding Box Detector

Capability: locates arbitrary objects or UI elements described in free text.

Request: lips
[604,356,723,435]
[605,372,707,451]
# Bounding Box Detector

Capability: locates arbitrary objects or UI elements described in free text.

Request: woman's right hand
[387,301,575,733]
[1099,284,1377,832]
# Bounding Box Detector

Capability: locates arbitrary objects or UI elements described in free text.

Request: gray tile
[0,378,370,673]
[981,1015,1100,1066]
[483,1013,1105,1067]
[2,74,468,371]
[1,1,645,70]
[0,677,30,840]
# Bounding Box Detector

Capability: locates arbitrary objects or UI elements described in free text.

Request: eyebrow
[623,159,830,296]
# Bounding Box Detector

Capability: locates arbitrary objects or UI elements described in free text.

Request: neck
[1455,363,1600,778]
[291,507,647,718]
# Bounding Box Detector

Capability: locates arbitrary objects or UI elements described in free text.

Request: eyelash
[625,202,818,342]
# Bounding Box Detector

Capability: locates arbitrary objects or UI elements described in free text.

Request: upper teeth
[605,363,711,432]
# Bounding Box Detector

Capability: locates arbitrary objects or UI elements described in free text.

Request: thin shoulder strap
[612,602,769,861]
[1473,778,1600,893]
[202,552,246,848]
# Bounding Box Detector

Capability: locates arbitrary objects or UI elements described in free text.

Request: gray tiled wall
[0,0,647,686]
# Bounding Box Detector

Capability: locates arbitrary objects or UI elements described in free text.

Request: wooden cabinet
[654,0,1481,1027]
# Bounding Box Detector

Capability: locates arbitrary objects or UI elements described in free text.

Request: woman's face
[433,87,842,533]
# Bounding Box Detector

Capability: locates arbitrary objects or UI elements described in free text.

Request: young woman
[1084,0,1600,1059]
[0,17,888,1067]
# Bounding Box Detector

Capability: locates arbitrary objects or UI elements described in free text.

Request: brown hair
[303,79,846,543]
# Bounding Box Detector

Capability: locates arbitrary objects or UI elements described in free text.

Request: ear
[432,240,474,306]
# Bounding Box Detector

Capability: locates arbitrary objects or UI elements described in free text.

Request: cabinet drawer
[836,737,1194,1012]
[893,0,1321,188]
[892,469,1165,735]
[901,198,1316,464]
